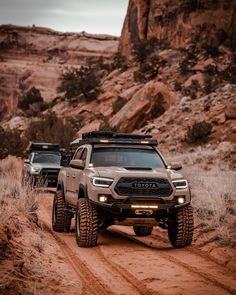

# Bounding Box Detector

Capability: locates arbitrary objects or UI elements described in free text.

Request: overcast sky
[0,0,128,36]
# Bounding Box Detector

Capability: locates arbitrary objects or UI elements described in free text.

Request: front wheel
[168,204,194,248]
[76,198,98,247]
[133,226,153,236]
[52,190,73,232]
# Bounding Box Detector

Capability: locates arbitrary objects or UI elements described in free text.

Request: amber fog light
[177,197,185,204]
[98,195,108,202]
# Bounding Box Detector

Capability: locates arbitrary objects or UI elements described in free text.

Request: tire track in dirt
[111,226,236,295]
[93,246,159,295]
[42,222,113,295]
[39,194,151,295]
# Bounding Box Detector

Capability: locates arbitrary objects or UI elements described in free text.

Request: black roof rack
[72,131,158,148]
[82,131,153,140]
[27,142,60,153]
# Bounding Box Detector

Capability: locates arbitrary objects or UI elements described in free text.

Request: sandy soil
[37,192,236,295]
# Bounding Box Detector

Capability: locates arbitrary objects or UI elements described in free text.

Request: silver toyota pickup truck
[52,131,194,248]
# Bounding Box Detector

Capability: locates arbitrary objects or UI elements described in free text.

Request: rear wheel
[133,226,153,236]
[52,190,73,232]
[168,204,194,248]
[76,198,98,247]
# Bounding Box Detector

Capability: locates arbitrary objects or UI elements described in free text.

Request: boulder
[225,103,236,119]
[109,81,175,132]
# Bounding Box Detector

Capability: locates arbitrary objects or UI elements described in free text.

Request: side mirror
[168,162,182,171]
[24,159,30,164]
[69,159,85,170]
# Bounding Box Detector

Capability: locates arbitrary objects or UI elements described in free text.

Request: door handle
[72,174,76,178]
[66,174,69,177]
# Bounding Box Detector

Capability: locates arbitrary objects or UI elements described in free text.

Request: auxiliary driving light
[177,197,185,204]
[131,205,158,209]
[98,195,108,202]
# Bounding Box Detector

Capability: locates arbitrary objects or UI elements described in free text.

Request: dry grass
[167,149,236,246]
[0,156,37,226]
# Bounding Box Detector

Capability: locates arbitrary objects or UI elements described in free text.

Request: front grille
[115,177,172,197]
[40,169,60,179]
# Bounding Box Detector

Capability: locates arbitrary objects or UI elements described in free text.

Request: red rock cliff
[119,0,236,56]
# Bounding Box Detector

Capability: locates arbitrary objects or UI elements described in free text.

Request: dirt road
[38,192,236,295]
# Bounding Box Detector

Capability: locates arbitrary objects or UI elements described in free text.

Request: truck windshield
[91,148,165,168]
[32,152,61,164]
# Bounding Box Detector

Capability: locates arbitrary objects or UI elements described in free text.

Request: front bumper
[92,198,190,218]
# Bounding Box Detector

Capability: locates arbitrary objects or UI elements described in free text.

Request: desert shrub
[186,167,236,246]
[220,52,236,84]
[183,79,200,99]
[112,97,127,113]
[204,64,217,76]
[58,66,100,101]
[25,112,75,149]
[204,75,214,94]
[111,53,128,71]
[134,56,165,83]
[179,58,191,75]
[185,121,212,144]
[132,37,158,64]
[0,127,26,159]
[174,81,182,91]
[201,42,220,57]
[18,87,44,110]
[0,157,37,225]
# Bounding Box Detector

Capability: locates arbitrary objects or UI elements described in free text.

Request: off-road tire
[133,226,153,236]
[76,198,98,247]
[52,190,73,232]
[168,204,194,248]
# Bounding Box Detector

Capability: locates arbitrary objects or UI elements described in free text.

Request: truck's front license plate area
[135,209,153,216]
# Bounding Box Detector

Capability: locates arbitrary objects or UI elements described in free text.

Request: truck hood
[31,163,61,170]
[95,166,183,180]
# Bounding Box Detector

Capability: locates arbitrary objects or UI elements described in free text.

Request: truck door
[66,147,83,204]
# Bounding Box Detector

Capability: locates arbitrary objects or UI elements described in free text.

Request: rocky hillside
[0,25,118,119]
[1,1,236,169]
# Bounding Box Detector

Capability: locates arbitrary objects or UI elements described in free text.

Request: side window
[81,149,87,162]
[74,148,83,160]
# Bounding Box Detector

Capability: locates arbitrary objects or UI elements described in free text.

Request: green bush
[111,54,128,71]
[25,112,75,149]
[58,66,100,102]
[132,37,158,64]
[204,75,214,94]
[185,121,212,144]
[174,81,182,91]
[18,87,44,111]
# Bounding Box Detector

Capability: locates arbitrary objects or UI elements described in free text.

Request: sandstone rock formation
[109,81,175,132]
[119,0,236,57]
[0,25,118,119]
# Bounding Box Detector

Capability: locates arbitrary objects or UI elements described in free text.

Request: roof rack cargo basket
[27,142,60,153]
[77,131,158,147]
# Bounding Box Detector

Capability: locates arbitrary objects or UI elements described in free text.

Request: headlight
[31,167,40,173]
[91,177,114,187]
[172,179,188,189]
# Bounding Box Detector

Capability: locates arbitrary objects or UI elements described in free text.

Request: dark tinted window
[91,148,165,168]
[32,152,61,164]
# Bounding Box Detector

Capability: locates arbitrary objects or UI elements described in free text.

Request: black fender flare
[78,184,88,199]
